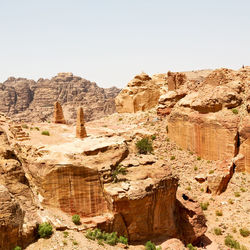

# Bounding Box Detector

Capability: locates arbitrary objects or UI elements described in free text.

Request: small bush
[119,118,123,121]
[209,170,214,174]
[72,240,78,245]
[200,188,204,192]
[228,199,234,204]
[136,138,153,154]
[151,135,156,140]
[186,243,197,250]
[22,124,28,129]
[200,202,209,211]
[35,127,40,131]
[240,187,246,192]
[186,186,191,191]
[118,236,128,245]
[170,156,175,160]
[214,227,222,235]
[240,228,250,237]
[197,156,201,160]
[98,239,104,245]
[194,166,198,171]
[13,247,22,250]
[41,130,50,136]
[72,214,80,225]
[145,241,156,250]
[63,240,67,246]
[166,138,170,142]
[166,125,168,133]
[216,210,223,216]
[111,165,127,183]
[224,234,240,249]
[63,231,69,238]
[234,192,240,197]
[232,108,238,115]
[38,222,53,238]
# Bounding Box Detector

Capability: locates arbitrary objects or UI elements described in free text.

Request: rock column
[76,107,87,138]
[53,101,66,124]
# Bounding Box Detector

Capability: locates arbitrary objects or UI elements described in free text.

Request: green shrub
[240,187,246,192]
[197,156,201,160]
[214,227,222,235]
[119,118,123,121]
[38,222,53,238]
[240,228,249,237]
[224,234,240,249]
[170,156,175,160]
[13,247,22,250]
[186,243,197,250]
[200,202,209,211]
[105,232,118,246]
[21,124,28,129]
[41,130,50,136]
[228,199,234,204]
[111,165,127,183]
[145,241,156,250]
[194,166,198,171]
[63,231,69,238]
[118,236,128,245]
[209,170,214,174]
[72,240,78,245]
[151,135,156,140]
[98,239,104,245]
[136,138,153,154]
[72,214,80,225]
[216,210,223,216]
[166,138,170,142]
[186,186,191,191]
[232,108,239,115]
[35,127,40,131]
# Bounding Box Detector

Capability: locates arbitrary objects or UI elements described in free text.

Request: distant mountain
[0,72,120,123]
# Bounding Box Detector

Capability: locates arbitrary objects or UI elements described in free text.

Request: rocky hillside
[0,72,120,123]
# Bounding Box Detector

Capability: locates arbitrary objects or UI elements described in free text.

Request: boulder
[115,73,161,113]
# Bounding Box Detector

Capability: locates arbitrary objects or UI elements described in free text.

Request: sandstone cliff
[0,73,120,123]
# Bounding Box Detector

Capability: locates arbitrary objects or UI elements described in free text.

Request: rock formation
[76,107,87,138]
[53,101,66,124]
[115,73,162,113]
[167,71,187,91]
[0,73,120,123]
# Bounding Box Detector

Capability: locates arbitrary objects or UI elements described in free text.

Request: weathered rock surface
[53,101,66,124]
[115,73,161,113]
[0,73,120,123]
[76,107,87,138]
[167,71,187,91]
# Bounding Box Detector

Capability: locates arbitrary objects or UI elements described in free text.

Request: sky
[0,0,249,88]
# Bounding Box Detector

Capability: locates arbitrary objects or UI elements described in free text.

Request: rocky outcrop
[76,107,87,138]
[115,73,161,113]
[53,101,66,124]
[0,73,120,123]
[167,71,187,91]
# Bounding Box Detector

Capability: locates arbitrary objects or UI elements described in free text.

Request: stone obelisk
[76,107,87,138]
[53,101,66,124]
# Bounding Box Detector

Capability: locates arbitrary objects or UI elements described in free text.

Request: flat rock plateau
[0,67,249,250]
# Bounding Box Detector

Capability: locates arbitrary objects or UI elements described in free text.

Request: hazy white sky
[0,0,249,88]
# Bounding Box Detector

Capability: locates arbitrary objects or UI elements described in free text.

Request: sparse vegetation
[170,155,175,160]
[151,135,156,140]
[63,231,69,238]
[145,241,159,250]
[240,187,246,192]
[85,228,128,246]
[214,227,222,235]
[21,124,28,129]
[136,138,153,154]
[72,214,81,225]
[72,240,78,245]
[216,210,223,216]
[232,108,239,115]
[186,243,197,250]
[239,228,249,237]
[119,118,123,121]
[224,234,240,249]
[200,188,204,192]
[63,240,67,246]
[194,166,198,171]
[166,125,168,133]
[200,202,209,211]
[166,138,170,142]
[197,156,201,160]
[38,222,53,238]
[228,199,234,204]
[13,247,22,250]
[234,192,240,197]
[35,127,40,131]
[209,170,214,174]
[41,130,50,136]
[186,186,191,191]
[111,165,127,183]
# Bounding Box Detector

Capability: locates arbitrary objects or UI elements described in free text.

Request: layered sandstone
[0,73,120,123]
[115,73,161,113]
[53,101,66,124]
[76,107,87,138]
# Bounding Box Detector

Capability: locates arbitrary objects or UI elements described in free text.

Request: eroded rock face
[168,108,239,161]
[115,73,161,113]
[76,107,87,138]
[0,73,120,123]
[167,71,187,91]
[53,101,66,124]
